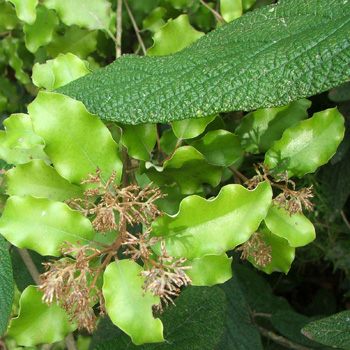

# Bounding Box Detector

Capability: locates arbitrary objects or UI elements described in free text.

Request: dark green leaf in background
[0,234,14,336]
[58,0,350,124]
[302,311,350,349]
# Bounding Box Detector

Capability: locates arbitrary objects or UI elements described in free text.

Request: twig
[122,0,146,55]
[116,0,122,58]
[17,248,40,284]
[341,210,350,231]
[256,325,316,350]
[228,166,249,182]
[199,0,226,24]
[17,248,78,350]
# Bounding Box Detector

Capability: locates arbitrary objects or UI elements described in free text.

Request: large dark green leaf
[0,234,14,336]
[58,0,350,124]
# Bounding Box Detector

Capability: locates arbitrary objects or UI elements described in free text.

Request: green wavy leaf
[102,260,163,345]
[8,286,76,346]
[235,99,311,154]
[0,196,95,256]
[28,92,123,186]
[43,0,111,31]
[264,108,345,177]
[151,181,272,260]
[184,254,232,286]
[0,234,14,336]
[58,0,350,124]
[6,159,84,201]
[5,0,38,24]
[143,146,222,194]
[264,206,315,247]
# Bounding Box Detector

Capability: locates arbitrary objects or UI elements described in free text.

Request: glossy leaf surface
[264,108,345,177]
[264,206,315,247]
[32,53,90,91]
[120,123,157,161]
[185,254,232,286]
[58,0,350,124]
[28,92,122,185]
[23,6,58,53]
[0,196,95,256]
[43,0,111,30]
[172,115,215,140]
[0,234,14,336]
[0,131,49,165]
[103,260,163,345]
[151,181,272,260]
[190,129,243,166]
[235,99,311,154]
[8,286,76,346]
[302,311,350,349]
[147,14,204,56]
[6,159,84,201]
[6,0,38,24]
[3,113,44,149]
[144,146,222,194]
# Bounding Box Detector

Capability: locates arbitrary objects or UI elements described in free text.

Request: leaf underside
[58,0,350,125]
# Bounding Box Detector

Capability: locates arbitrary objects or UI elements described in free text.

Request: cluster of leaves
[1,0,350,349]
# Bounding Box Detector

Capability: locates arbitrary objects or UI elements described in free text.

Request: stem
[256,325,316,350]
[199,0,226,24]
[116,0,122,58]
[228,166,249,183]
[64,334,77,350]
[123,0,146,55]
[17,248,40,284]
[341,210,350,231]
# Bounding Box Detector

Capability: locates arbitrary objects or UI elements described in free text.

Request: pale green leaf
[0,131,50,165]
[185,254,232,286]
[0,2,18,30]
[264,205,315,247]
[95,286,226,350]
[0,234,14,336]
[151,181,272,260]
[247,227,295,274]
[120,124,157,161]
[57,0,350,124]
[32,53,90,91]
[142,7,167,33]
[43,0,111,31]
[235,99,311,154]
[143,146,222,194]
[0,196,95,256]
[47,25,98,59]
[6,0,38,24]
[1,37,30,84]
[147,15,204,56]
[3,113,44,149]
[190,129,243,166]
[103,260,163,345]
[302,311,350,349]
[6,159,84,201]
[220,0,242,22]
[172,115,215,140]
[8,286,76,346]
[264,108,345,177]
[28,92,123,186]
[23,6,58,53]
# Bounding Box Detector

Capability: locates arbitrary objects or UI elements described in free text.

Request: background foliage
[1,0,350,349]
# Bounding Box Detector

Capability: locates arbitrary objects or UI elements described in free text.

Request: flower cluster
[245,163,314,215]
[236,232,272,267]
[38,242,101,332]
